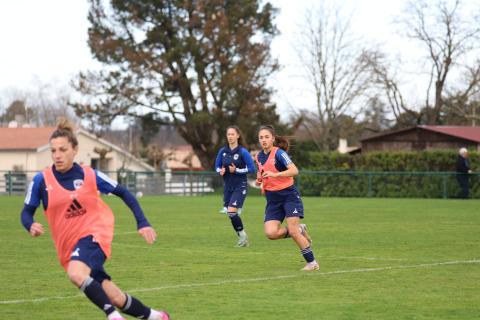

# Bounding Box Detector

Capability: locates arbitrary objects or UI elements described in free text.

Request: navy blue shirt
[21,163,150,231]
[456,155,470,173]
[215,145,256,190]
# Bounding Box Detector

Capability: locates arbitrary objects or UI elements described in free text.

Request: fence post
[7,171,12,196]
[183,174,187,196]
[133,172,138,195]
[442,174,448,199]
[367,173,372,197]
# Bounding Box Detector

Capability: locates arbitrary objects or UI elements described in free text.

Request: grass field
[0,195,479,319]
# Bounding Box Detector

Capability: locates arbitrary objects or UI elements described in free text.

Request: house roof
[419,125,480,143]
[361,125,480,143]
[0,127,155,171]
[0,127,56,150]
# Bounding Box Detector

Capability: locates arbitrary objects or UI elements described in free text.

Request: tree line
[1,0,479,169]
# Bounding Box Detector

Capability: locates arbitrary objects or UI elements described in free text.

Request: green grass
[0,195,479,319]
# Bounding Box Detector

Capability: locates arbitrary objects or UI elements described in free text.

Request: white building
[0,127,154,173]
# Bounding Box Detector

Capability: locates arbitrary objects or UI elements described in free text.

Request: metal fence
[296,170,480,199]
[0,170,477,199]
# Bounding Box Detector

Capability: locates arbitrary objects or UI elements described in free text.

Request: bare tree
[371,0,480,126]
[29,82,76,126]
[0,83,77,127]
[294,1,374,150]
[444,61,480,124]
[364,51,424,126]
[404,0,480,124]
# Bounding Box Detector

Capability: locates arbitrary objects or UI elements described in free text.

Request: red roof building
[359,125,480,153]
[0,127,56,150]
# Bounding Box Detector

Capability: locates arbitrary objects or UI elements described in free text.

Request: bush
[296,150,480,198]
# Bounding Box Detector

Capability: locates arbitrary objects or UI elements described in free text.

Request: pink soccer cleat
[151,310,171,320]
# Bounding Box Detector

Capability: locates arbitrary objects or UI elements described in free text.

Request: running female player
[214,125,255,247]
[20,119,170,320]
[255,125,319,271]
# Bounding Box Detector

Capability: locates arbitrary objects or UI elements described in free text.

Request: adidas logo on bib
[65,199,87,219]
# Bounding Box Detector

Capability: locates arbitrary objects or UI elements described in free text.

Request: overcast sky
[0,0,478,124]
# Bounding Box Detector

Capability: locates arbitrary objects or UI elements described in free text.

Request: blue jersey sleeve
[24,173,44,208]
[235,148,256,175]
[95,170,118,194]
[20,204,37,231]
[276,149,293,168]
[95,170,150,229]
[214,147,225,173]
[21,172,44,232]
[111,185,151,229]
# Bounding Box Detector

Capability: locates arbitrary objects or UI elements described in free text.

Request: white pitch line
[1,259,478,305]
[324,256,405,261]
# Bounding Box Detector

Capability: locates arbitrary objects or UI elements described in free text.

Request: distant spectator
[456,148,472,199]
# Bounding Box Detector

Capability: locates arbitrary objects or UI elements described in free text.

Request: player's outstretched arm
[110,185,152,229]
[21,173,44,236]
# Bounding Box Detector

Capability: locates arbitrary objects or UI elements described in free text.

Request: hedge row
[294,150,480,198]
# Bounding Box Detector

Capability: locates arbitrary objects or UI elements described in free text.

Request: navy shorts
[264,187,304,222]
[224,184,248,209]
[70,235,111,283]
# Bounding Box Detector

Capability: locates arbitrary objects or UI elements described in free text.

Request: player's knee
[67,269,89,287]
[287,225,301,237]
[264,229,277,240]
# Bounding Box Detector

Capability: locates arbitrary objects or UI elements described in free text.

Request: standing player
[20,119,170,320]
[214,125,256,247]
[255,125,319,271]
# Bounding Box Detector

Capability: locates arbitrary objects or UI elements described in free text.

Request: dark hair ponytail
[50,118,78,148]
[258,125,289,151]
[274,135,289,152]
[226,125,245,147]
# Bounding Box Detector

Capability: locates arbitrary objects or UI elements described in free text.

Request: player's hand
[219,167,226,176]
[255,172,263,185]
[138,226,157,244]
[262,171,278,178]
[29,222,44,237]
[229,163,236,173]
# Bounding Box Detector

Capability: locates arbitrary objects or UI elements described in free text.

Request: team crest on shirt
[233,154,239,160]
[73,179,83,189]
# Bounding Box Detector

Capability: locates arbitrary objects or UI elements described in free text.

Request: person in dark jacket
[456,148,472,199]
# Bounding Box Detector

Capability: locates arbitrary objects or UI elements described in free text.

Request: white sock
[238,230,247,238]
[107,310,123,319]
[149,309,164,320]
